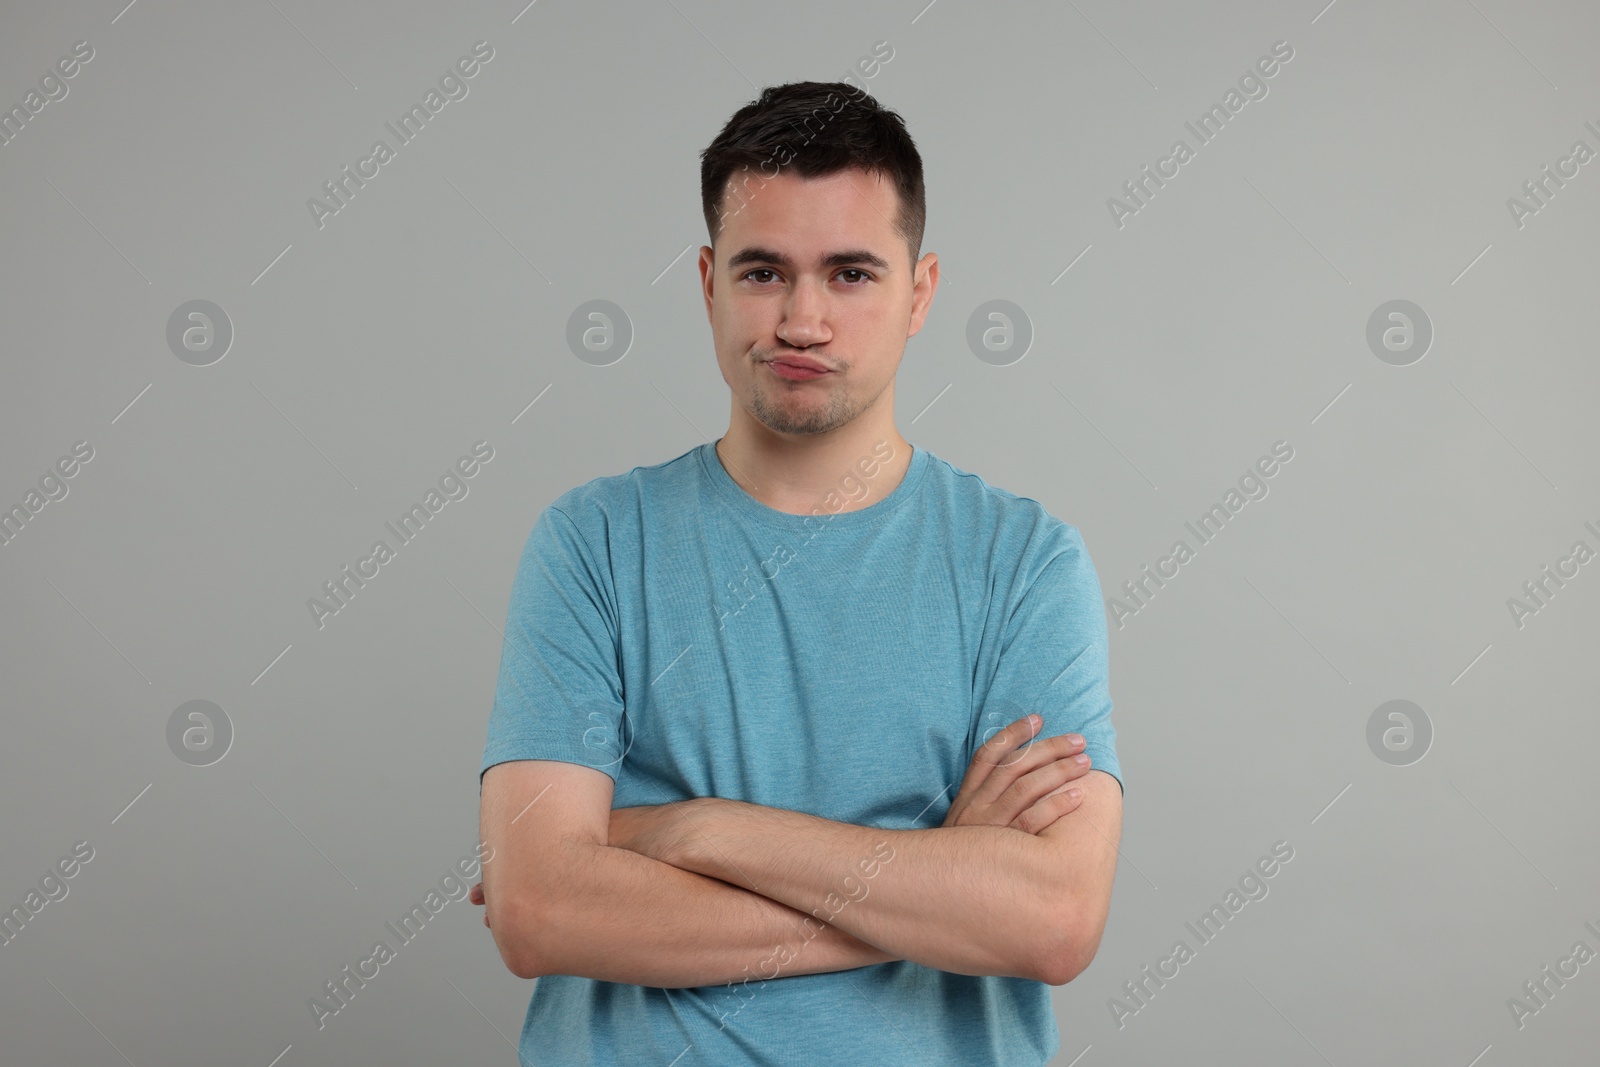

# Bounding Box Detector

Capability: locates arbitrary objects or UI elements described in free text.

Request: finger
[1011,784,1084,834]
[947,713,1036,812]
[965,752,1090,831]
[998,752,1092,812]
[949,720,1089,829]
[957,715,1041,799]
[966,738,1087,817]
[972,723,1075,780]
[977,714,1047,768]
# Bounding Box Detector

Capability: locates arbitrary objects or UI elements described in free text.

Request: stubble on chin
[749,376,854,436]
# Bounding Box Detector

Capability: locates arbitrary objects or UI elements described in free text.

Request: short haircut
[699,81,926,270]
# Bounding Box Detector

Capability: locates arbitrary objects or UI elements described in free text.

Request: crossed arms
[477,716,1123,988]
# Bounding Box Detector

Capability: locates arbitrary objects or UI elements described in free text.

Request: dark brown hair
[699,81,926,270]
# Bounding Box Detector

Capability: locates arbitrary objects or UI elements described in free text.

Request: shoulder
[539,444,704,547]
[917,448,1090,574]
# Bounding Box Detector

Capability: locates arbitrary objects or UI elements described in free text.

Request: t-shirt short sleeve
[979,525,1123,795]
[480,505,628,786]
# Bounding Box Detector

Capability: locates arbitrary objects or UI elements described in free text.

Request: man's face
[699,167,936,437]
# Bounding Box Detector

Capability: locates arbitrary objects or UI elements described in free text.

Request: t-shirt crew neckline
[698,439,930,533]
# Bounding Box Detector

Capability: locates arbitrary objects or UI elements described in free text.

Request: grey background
[2,0,1596,1063]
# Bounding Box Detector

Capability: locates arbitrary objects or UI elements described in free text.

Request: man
[474,80,1124,1065]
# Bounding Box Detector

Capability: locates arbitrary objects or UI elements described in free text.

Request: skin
[473,713,1095,924]
[475,166,1122,986]
[697,166,940,514]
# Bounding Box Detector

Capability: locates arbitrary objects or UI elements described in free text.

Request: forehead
[717,168,900,261]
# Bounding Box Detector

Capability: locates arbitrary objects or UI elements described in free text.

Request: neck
[714,419,913,517]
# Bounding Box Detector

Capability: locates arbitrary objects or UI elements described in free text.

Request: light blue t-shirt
[481,439,1122,1066]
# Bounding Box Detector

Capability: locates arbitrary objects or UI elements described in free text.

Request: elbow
[1035,914,1102,986]
[502,954,541,981]
[503,946,543,982]
[486,839,600,980]
[1034,943,1081,987]
[489,898,549,980]
[1035,937,1086,987]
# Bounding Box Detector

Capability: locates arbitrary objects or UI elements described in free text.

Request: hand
[469,800,703,929]
[943,714,1093,834]
[469,728,1088,928]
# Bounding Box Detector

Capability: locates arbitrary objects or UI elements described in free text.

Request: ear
[698,246,716,325]
[907,252,939,338]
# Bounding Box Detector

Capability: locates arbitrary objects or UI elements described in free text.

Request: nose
[776,280,829,348]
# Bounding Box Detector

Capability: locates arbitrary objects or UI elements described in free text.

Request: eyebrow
[726,247,892,273]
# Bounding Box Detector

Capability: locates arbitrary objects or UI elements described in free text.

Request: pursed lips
[765,355,833,373]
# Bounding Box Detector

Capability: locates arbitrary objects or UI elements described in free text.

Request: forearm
[520,840,898,987]
[669,799,1059,980]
